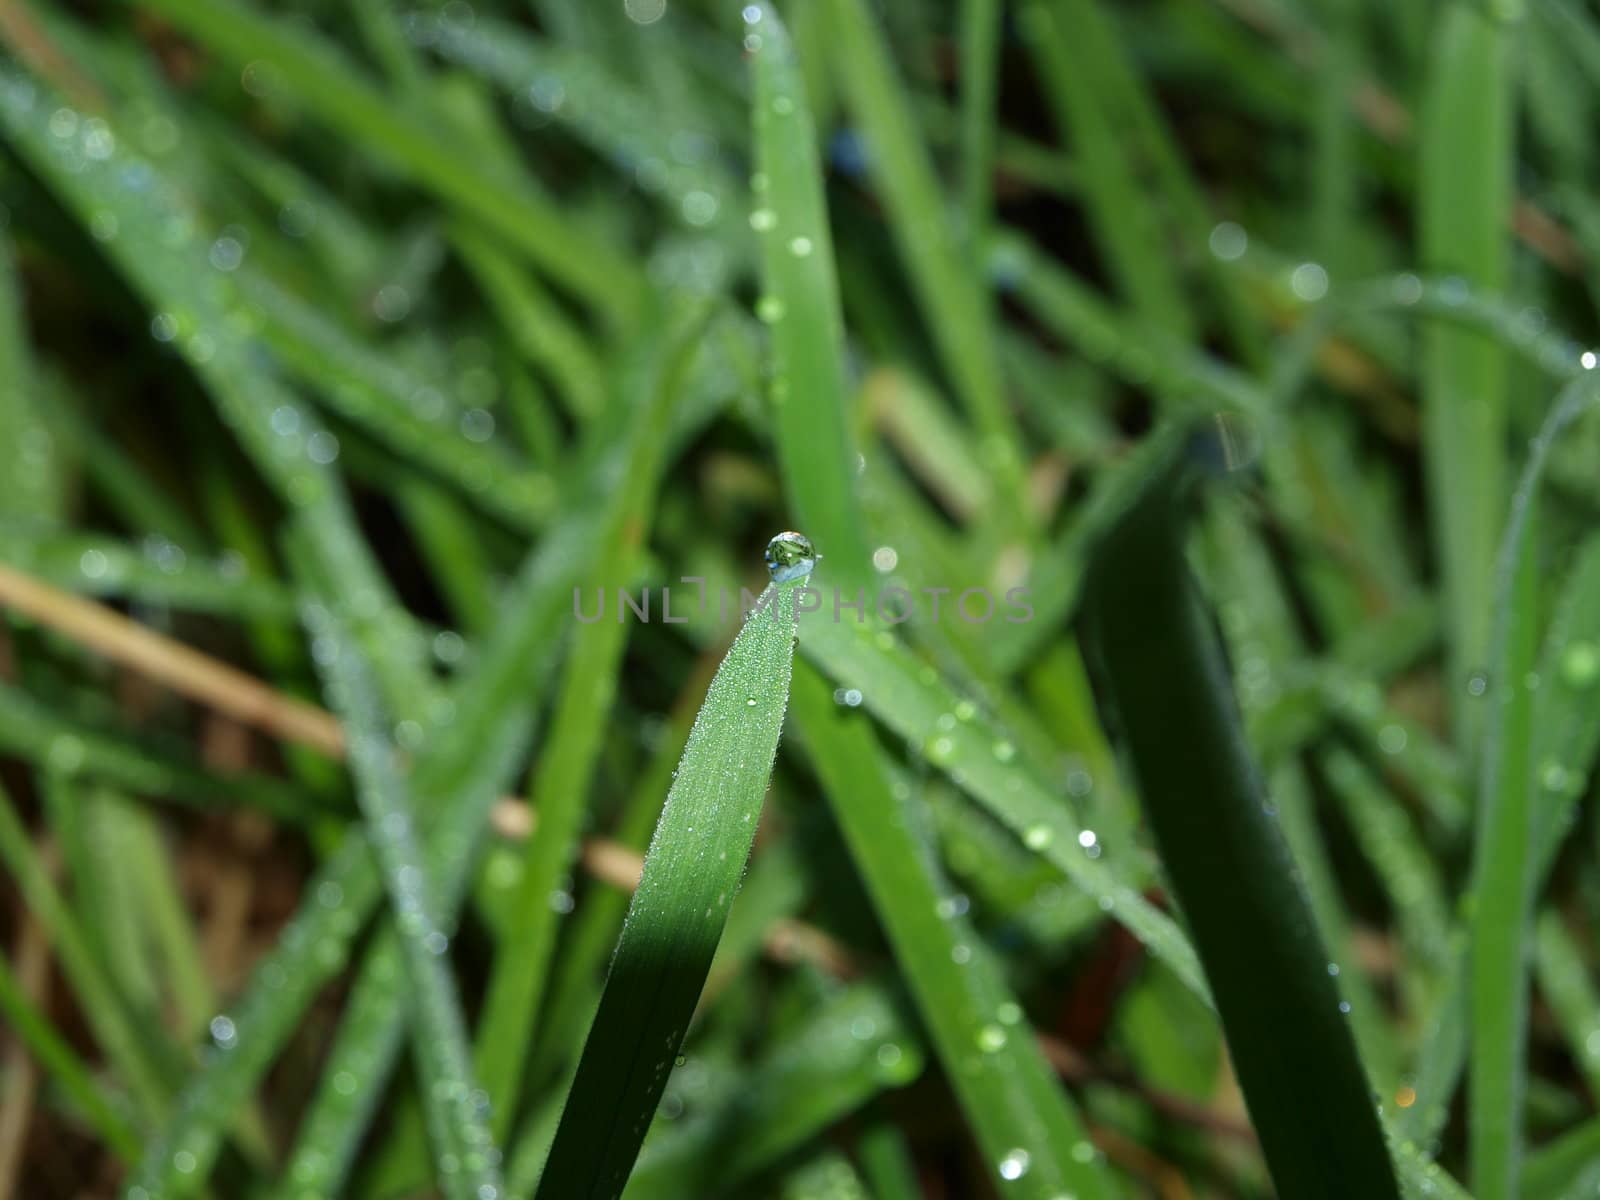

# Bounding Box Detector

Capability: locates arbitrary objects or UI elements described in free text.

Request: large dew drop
[764,530,817,582]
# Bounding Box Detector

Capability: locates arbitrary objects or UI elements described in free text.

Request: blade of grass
[957,0,1000,253]
[1019,0,1194,339]
[749,6,872,581]
[1081,449,1401,1199]
[1533,911,1600,1103]
[821,0,1030,525]
[1521,1112,1600,1200]
[626,981,925,1199]
[0,680,322,825]
[798,599,1207,1002]
[1468,377,1596,1200]
[1417,0,1520,739]
[0,950,139,1160]
[792,661,1117,1200]
[302,598,503,1200]
[473,305,708,1135]
[533,567,811,1199]
[0,780,176,1122]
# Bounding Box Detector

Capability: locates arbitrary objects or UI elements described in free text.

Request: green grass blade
[0,950,139,1161]
[822,0,1029,522]
[1469,377,1595,1200]
[791,662,1116,1200]
[1521,1112,1600,1200]
[957,0,1000,249]
[798,609,1207,1001]
[534,568,810,1199]
[1417,0,1520,737]
[749,6,872,582]
[0,780,175,1121]
[626,982,924,1198]
[1533,912,1600,1103]
[1020,0,1194,339]
[473,307,706,1135]
[1081,454,1400,1200]
[304,599,503,1200]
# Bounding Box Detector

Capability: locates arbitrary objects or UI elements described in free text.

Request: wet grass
[2,2,1600,1198]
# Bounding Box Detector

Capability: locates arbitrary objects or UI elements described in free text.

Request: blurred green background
[1,0,1599,1197]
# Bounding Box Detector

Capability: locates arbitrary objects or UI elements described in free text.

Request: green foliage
[3,1,1600,1197]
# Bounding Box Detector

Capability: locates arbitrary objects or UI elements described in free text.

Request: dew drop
[976,1024,1007,1053]
[1023,824,1053,851]
[764,530,816,582]
[997,1149,1030,1181]
[748,208,776,231]
[787,235,813,257]
[755,295,785,323]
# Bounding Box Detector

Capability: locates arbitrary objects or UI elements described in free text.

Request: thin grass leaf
[822,0,1029,523]
[1521,1112,1600,1200]
[0,234,63,523]
[0,681,322,825]
[798,603,1207,1001]
[1081,450,1400,1199]
[474,306,707,1134]
[1020,0,1194,339]
[1417,0,1519,735]
[791,662,1115,1200]
[626,982,924,1199]
[0,530,295,620]
[1469,377,1597,1200]
[749,6,872,581]
[957,0,1000,252]
[1533,912,1600,1102]
[534,566,811,1199]
[0,780,176,1121]
[0,950,139,1161]
[303,599,503,1200]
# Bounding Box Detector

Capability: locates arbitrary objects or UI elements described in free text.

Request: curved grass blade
[534,569,811,1199]
[791,663,1116,1200]
[1081,453,1400,1200]
[958,0,1000,252]
[1019,0,1193,340]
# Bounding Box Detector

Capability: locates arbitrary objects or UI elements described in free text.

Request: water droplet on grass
[976,1024,1007,1053]
[764,530,816,582]
[997,1149,1030,1181]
